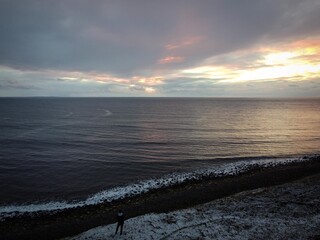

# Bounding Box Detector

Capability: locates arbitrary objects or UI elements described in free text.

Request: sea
[0,98,319,217]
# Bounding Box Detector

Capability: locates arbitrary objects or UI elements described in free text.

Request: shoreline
[1,158,320,239]
[70,173,320,239]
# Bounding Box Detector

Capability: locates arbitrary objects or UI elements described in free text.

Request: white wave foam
[0,155,316,219]
[103,110,112,116]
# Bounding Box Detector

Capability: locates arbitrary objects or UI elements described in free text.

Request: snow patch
[68,174,320,240]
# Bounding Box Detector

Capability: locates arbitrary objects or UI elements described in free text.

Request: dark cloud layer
[1,0,319,76]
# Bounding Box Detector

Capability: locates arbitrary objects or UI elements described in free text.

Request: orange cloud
[57,70,163,94]
[158,56,184,64]
[165,36,204,50]
[132,76,164,85]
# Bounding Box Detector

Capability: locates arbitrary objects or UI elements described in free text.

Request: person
[115,209,125,235]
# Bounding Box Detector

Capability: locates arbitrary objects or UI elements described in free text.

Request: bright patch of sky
[0,0,319,97]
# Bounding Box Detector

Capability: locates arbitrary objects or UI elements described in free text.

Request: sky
[0,0,320,97]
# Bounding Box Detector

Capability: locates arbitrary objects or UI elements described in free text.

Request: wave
[64,112,73,117]
[103,110,112,116]
[0,155,318,220]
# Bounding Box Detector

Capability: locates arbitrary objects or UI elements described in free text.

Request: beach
[1,157,320,240]
[69,173,320,240]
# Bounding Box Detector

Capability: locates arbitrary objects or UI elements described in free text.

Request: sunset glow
[181,39,320,85]
[158,56,184,64]
[0,1,319,97]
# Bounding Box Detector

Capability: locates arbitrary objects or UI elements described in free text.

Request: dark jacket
[117,212,125,224]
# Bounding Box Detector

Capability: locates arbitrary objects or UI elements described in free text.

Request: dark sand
[1,158,320,240]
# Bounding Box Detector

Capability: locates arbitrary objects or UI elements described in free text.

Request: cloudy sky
[0,0,320,97]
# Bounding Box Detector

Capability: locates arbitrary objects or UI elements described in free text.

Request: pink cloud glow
[158,56,184,64]
[165,36,204,50]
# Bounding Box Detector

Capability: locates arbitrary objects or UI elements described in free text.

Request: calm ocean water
[0,98,319,209]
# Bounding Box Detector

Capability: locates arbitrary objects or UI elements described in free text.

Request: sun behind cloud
[178,37,320,84]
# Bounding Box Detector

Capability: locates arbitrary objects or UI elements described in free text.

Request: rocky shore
[69,173,320,239]
[1,157,320,240]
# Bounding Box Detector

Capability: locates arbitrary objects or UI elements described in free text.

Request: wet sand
[1,158,320,240]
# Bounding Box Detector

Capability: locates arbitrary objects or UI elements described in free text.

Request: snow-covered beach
[68,173,320,240]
